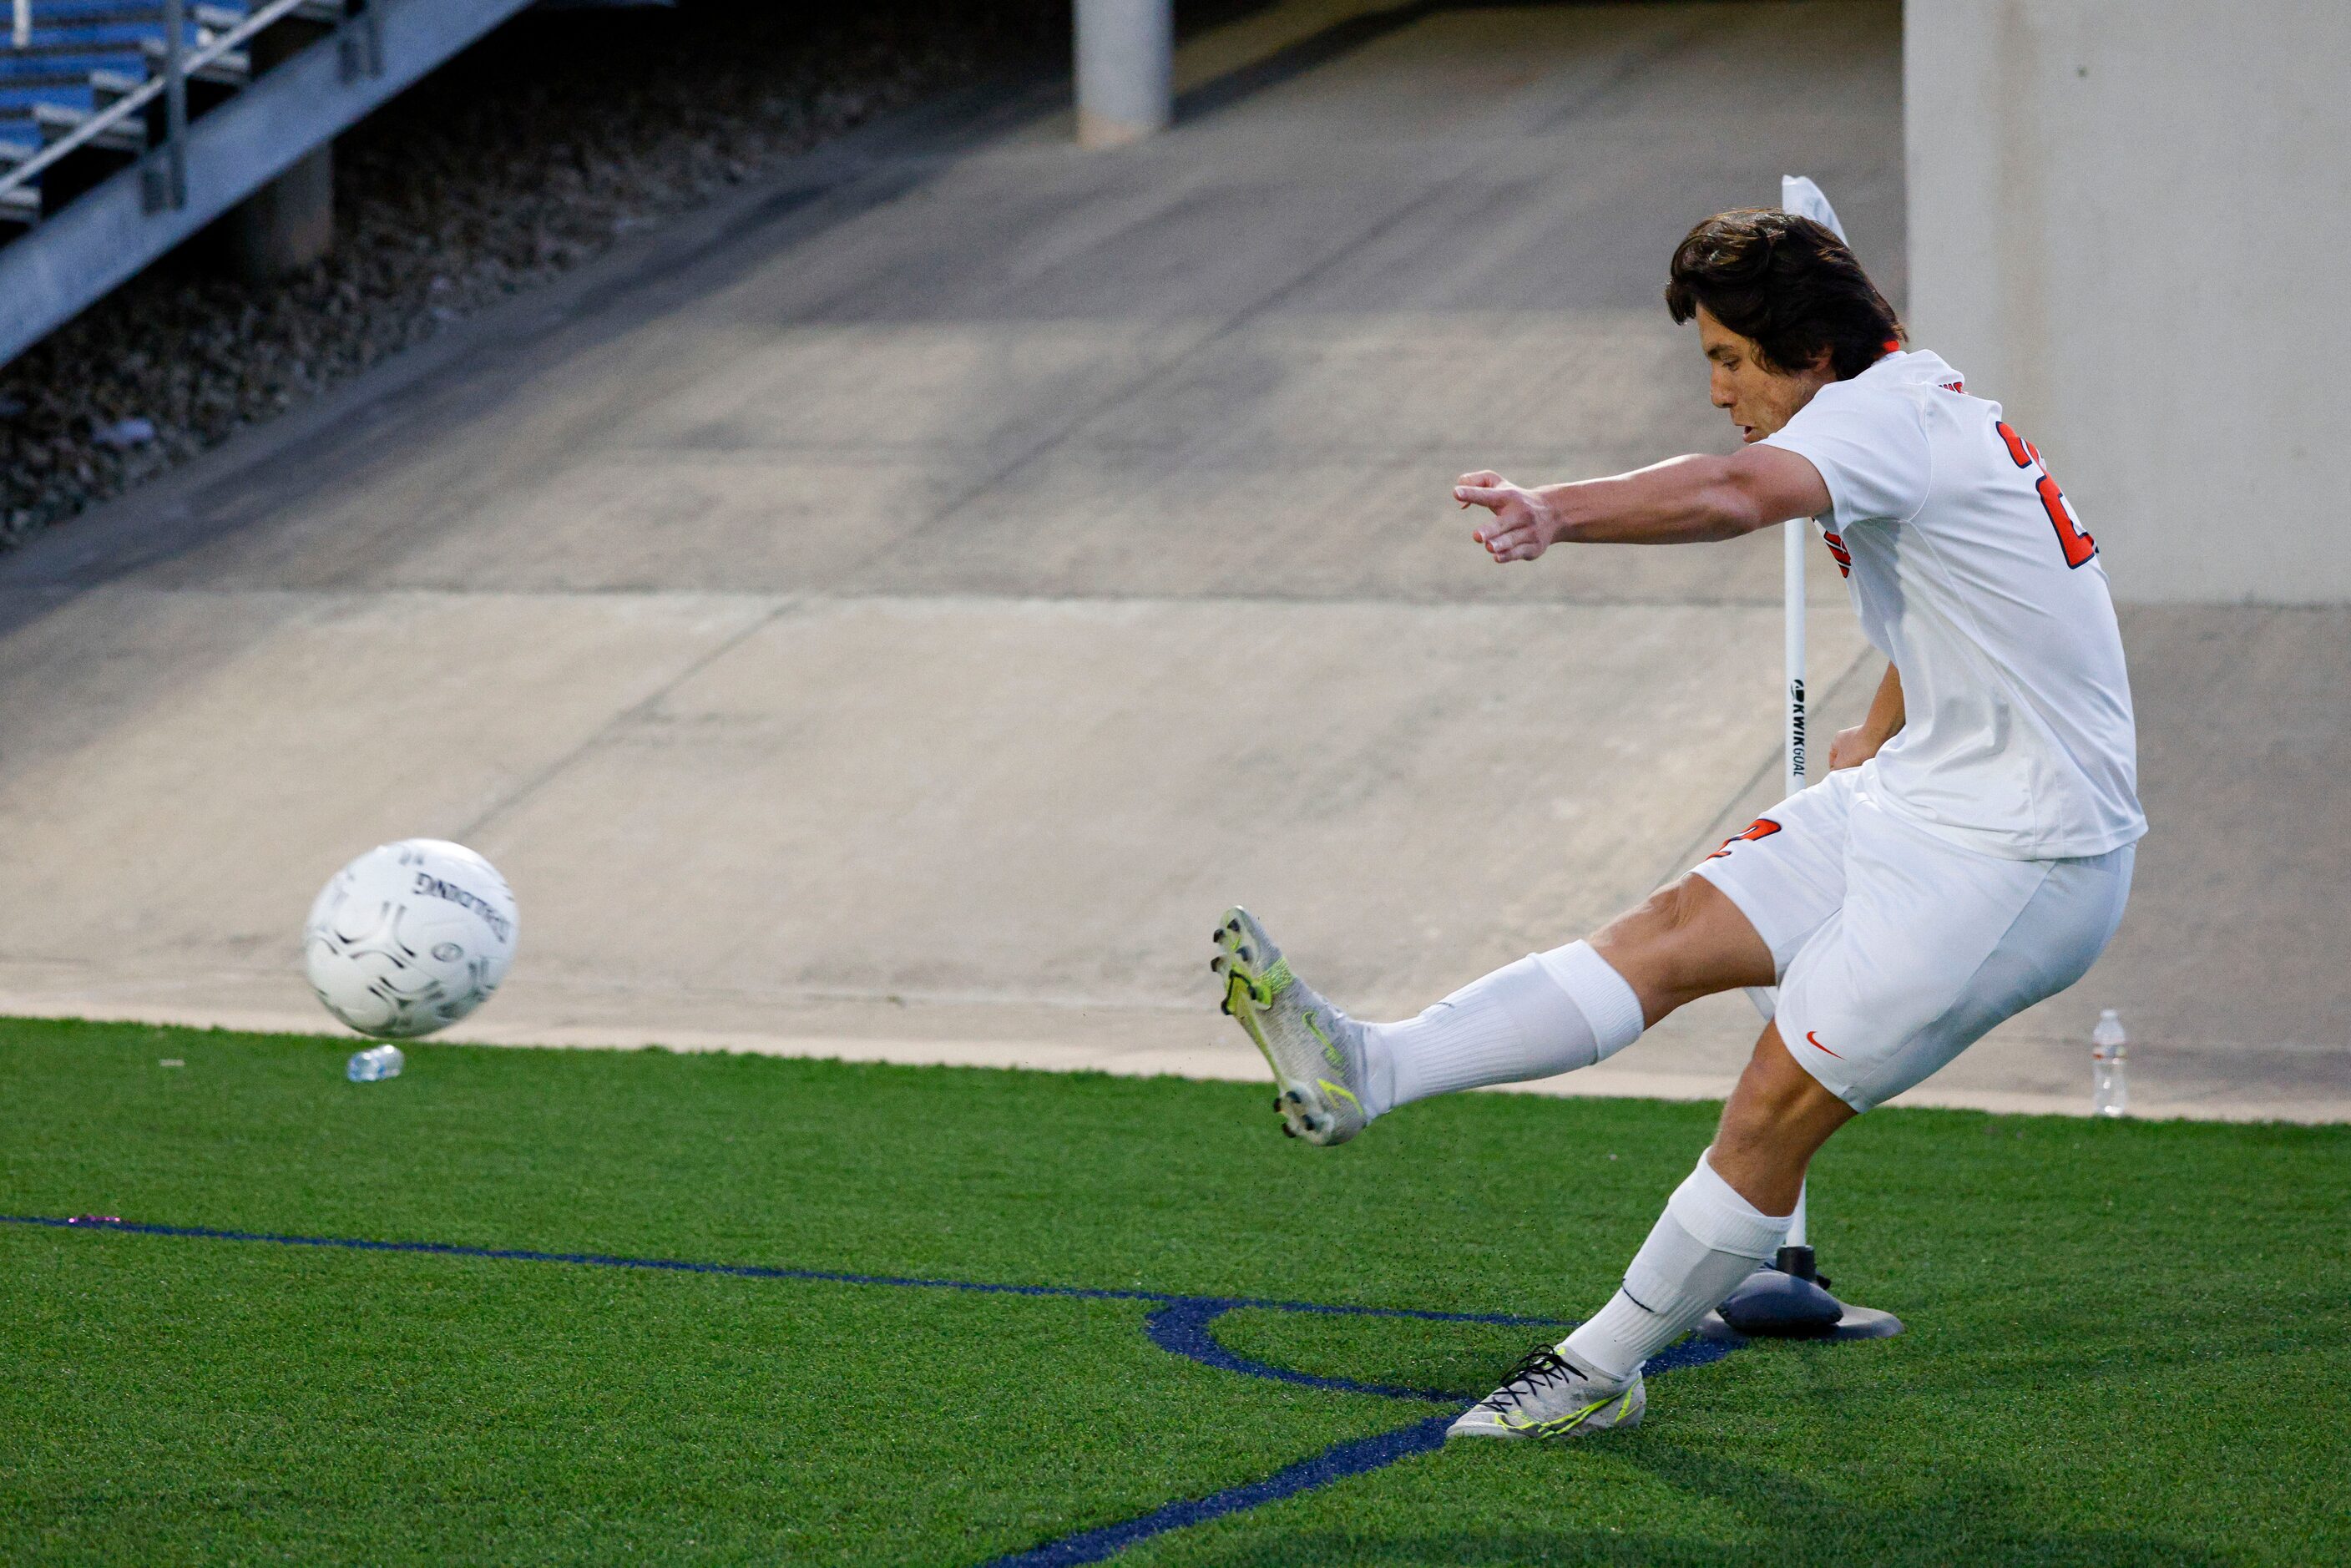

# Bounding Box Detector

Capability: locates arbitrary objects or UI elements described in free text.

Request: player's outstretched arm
[1454,446,1830,562]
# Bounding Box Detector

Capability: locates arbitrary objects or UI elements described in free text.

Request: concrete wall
[1904,1,2351,604]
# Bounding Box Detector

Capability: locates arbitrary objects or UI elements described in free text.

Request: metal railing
[0,0,336,213]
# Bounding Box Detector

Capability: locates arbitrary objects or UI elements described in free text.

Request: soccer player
[1210,209,2143,1440]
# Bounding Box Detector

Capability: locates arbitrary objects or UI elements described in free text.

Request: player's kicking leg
[1211,873,1774,1146]
[1211,771,1851,1147]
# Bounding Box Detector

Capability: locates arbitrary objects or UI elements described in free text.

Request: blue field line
[0,1212,1569,1328]
[9,1212,1735,1565]
[985,1415,1459,1568]
[1145,1297,1465,1403]
[1143,1294,1727,1405]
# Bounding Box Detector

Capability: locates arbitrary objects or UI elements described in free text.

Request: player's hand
[1828,724,1883,771]
[1454,471,1555,563]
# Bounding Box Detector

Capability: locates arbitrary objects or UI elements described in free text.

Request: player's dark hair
[1665,209,1904,380]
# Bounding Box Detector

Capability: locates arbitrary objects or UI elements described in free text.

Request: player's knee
[1603,877,1722,993]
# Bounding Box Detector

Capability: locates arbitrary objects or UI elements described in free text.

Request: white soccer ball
[303,839,519,1039]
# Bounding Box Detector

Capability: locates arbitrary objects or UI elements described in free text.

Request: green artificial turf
[1,1018,2345,1565]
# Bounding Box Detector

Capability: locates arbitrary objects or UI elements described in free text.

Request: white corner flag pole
[1774,175,1847,1252]
[1703,180,1903,1341]
[1777,174,1843,803]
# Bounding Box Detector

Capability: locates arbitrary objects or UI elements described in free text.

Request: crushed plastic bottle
[346,1044,405,1083]
[2091,1009,2127,1118]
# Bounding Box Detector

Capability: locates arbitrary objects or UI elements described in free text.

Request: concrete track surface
[3,0,2342,1120]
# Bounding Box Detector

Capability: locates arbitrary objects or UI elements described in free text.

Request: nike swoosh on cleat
[1304,1013,1345,1070]
[1807,1030,1842,1058]
[1531,1398,1613,1436]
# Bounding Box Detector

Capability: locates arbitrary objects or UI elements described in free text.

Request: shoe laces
[1484,1344,1580,1410]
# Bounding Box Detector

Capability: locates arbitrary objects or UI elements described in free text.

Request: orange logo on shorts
[1806,1030,1842,1058]
[1705,819,1782,860]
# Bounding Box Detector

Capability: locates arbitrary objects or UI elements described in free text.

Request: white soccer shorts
[1691,766,2134,1112]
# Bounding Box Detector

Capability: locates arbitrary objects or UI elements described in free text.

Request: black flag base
[1697,1245,1904,1343]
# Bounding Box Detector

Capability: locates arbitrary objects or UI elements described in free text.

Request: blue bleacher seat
[0,0,260,203]
[0,83,100,111]
[0,53,152,83]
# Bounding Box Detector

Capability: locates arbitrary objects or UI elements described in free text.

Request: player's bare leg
[1706,1019,1855,1214]
[1585,873,1777,1029]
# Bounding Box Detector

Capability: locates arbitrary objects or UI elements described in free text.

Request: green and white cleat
[1446,1346,1644,1441]
[1211,907,1370,1146]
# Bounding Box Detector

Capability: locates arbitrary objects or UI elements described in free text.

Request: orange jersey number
[1706,818,1782,860]
[1997,421,2097,569]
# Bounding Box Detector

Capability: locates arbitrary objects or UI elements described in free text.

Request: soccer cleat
[1445,1345,1645,1441]
[1210,907,1369,1146]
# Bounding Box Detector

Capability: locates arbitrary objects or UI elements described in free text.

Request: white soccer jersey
[1762,349,2146,860]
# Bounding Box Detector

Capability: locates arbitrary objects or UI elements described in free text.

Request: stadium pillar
[224,21,335,281]
[1074,0,1172,149]
[1905,0,2351,604]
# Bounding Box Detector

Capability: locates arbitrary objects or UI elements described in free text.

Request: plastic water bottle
[346,1044,405,1083]
[2091,1009,2127,1118]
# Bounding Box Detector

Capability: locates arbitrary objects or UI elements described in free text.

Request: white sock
[1561,1150,1792,1382]
[1358,941,1645,1118]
